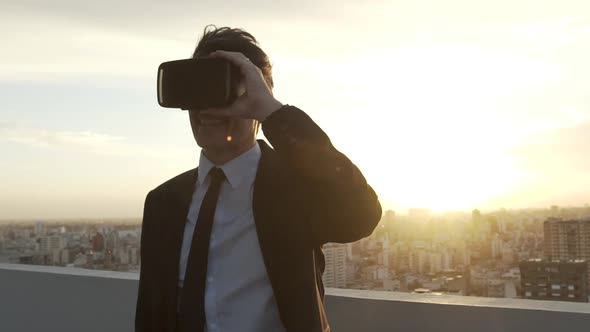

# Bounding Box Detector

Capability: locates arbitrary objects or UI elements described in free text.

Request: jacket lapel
[253,140,281,266]
[252,141,288,311]
[163,167,198,330]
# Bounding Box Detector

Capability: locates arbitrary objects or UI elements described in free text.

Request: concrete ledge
[0,263,138,332]
[326,287,590,314]
[0,263,138,280]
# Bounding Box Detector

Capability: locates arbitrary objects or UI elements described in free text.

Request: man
[135,26,382,332]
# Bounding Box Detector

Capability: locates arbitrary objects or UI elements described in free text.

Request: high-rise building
[520,259,588,303]
[322,243,347,288]
[545,218,590,259]
[35,222,46,237]
[544,218,590,287]
[345,243,353,260]
[380,232,389,268]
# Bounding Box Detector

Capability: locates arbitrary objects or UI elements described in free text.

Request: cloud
[0,126,193,159]
[5,0,369,23]
[3,128,123,148]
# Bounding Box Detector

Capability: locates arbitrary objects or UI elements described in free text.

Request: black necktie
[178,167,226,332]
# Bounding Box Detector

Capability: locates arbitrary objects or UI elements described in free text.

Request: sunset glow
[1,0,589,218]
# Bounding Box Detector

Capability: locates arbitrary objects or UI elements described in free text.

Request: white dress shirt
[178,142,286,332]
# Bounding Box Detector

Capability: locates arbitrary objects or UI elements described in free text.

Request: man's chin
[196,134,233,149]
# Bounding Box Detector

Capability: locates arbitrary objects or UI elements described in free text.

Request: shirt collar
[197,142,261,189]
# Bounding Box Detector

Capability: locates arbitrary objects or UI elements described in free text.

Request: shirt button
[207,276,213,283]
[208,323,217,329]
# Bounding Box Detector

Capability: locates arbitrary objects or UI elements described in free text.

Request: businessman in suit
[135,26,382,332]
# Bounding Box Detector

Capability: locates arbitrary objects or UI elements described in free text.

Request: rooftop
[1,263,590,332]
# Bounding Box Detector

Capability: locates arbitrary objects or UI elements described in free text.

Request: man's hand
[201,50,283,122]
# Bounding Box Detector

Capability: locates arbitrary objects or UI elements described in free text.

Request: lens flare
[226,135,232,142]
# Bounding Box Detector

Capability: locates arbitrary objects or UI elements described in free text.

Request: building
[361,265,388,281]
[35,222,46,236]
[455,243,471,267]
[410,250,429,274]
[105,230,119,251]
[504,280,518,298]
[502,247,515,264]
[345,242,354,260]
[39,235,65,252]
[380,232,389,268]
[442,251,453,271]
[491,234,502,259]
[520,259,588,303]
[322,243,347,288]
[472,209,482,225]
[544,218,590,287]
[129,247,139,265]
[381,210,396,228]
[92,233,105,252]
[429,252,443,274]
[486,279,505,298]
[116,248,129,265]
[445,275,467,295]
[51,249,70,266]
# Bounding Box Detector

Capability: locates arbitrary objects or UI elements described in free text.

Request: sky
[1,0,589,219]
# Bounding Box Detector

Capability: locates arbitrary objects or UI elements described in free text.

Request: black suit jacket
[135,106,382,332]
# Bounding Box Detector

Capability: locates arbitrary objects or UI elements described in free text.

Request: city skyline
[1,205,588,224]
[3,205,589,302]
[1,0,590,219]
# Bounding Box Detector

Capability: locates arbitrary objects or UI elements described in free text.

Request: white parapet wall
[1,263,590,332]
[325,288,590,332]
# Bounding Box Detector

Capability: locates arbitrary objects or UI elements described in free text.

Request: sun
[360,131,524,212]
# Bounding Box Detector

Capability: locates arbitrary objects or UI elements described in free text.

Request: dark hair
[193,25,274,88]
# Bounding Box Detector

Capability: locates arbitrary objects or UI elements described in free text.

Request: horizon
[2,204,589,223]
[1,0,589,219]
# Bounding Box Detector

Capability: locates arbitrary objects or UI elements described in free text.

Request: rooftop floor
[1,263,590,332]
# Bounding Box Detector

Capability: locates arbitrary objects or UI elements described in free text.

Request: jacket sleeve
[135,191,154,332]
[262,105,382,245]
